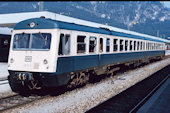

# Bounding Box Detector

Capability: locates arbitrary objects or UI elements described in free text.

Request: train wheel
[67,72,90,89]
[8,81,30,95]
[78,72,89,86]
[8,76,30,95]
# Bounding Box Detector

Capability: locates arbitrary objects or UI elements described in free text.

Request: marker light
[43,59,48,64]
[30,22,35,28]
[10,58,14,63]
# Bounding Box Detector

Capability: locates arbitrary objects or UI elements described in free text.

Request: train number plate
[25,56,32,62]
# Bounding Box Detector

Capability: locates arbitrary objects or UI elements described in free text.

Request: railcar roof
[14,18,165,43]
[0,27,12,35]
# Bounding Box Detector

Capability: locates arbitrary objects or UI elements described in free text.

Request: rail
[0,77,8,81]
[0,94,49,112]
[0,80,8,85]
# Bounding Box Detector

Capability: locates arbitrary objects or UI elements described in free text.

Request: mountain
[0,1,169,39]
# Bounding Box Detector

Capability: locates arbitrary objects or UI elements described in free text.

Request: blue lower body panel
[56,51,165,75]
[100,50,164,66]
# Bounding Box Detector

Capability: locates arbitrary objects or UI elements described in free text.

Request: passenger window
[149,43,151,50]
[130,40,133,51]
[140,42,143,50]
[89,37,97,53]
[99,38,103,52]
[158,44,160,50]
[137,41,140,50]
[113,39,118,51]
[150,43,151,50]
[143,42,145,50]
[134,41,136,51]
[120,39,123,51]
[147,43,149,50]
[58,34,70,55]
[77,35,86,53]
[106,38,110,52]
[151,43,152,50]
[125,40,128,51]
[157,44,159,50]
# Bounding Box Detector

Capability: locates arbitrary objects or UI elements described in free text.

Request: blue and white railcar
[8,17,166,92]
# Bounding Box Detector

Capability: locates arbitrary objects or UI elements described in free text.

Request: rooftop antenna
[39,1,44,12]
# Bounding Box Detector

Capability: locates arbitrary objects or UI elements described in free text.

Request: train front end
[7,18,59,92]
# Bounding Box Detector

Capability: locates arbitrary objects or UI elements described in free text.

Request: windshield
[31,33,51,49]
[13,33,51,50]
[13,34,30,49]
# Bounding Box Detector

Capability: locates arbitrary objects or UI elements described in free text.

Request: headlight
[10,58,14,63]
[43,59,48,64]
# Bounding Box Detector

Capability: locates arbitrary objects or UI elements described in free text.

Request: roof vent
[40,16,45,18]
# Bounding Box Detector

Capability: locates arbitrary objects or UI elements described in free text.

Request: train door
[58,33,71,55]
[96,37,108,75]
[98,38,103,67]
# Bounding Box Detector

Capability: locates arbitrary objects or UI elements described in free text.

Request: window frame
[58,33,71,56]
[77,35,86,54]
[120,39,124,51]
[113,38,118,52]
[89,36,97,53]
[106,38,110,52]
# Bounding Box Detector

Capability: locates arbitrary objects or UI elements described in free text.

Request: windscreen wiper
[39,32,47,46]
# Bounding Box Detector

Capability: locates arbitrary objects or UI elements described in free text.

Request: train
[7,17,166,93]
[0,27,12,62]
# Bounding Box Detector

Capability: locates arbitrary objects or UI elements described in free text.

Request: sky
[163,1,170,8]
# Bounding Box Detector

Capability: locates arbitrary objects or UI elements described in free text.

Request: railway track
[0,80,8,85]
[0,94,48,112]
[0,77,8,85]
[0,77,7,81]
[86,64,170,113]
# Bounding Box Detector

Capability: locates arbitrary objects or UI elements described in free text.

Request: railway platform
[0,62,8,79]
[137,75,170,113]
[165,50,170,56]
